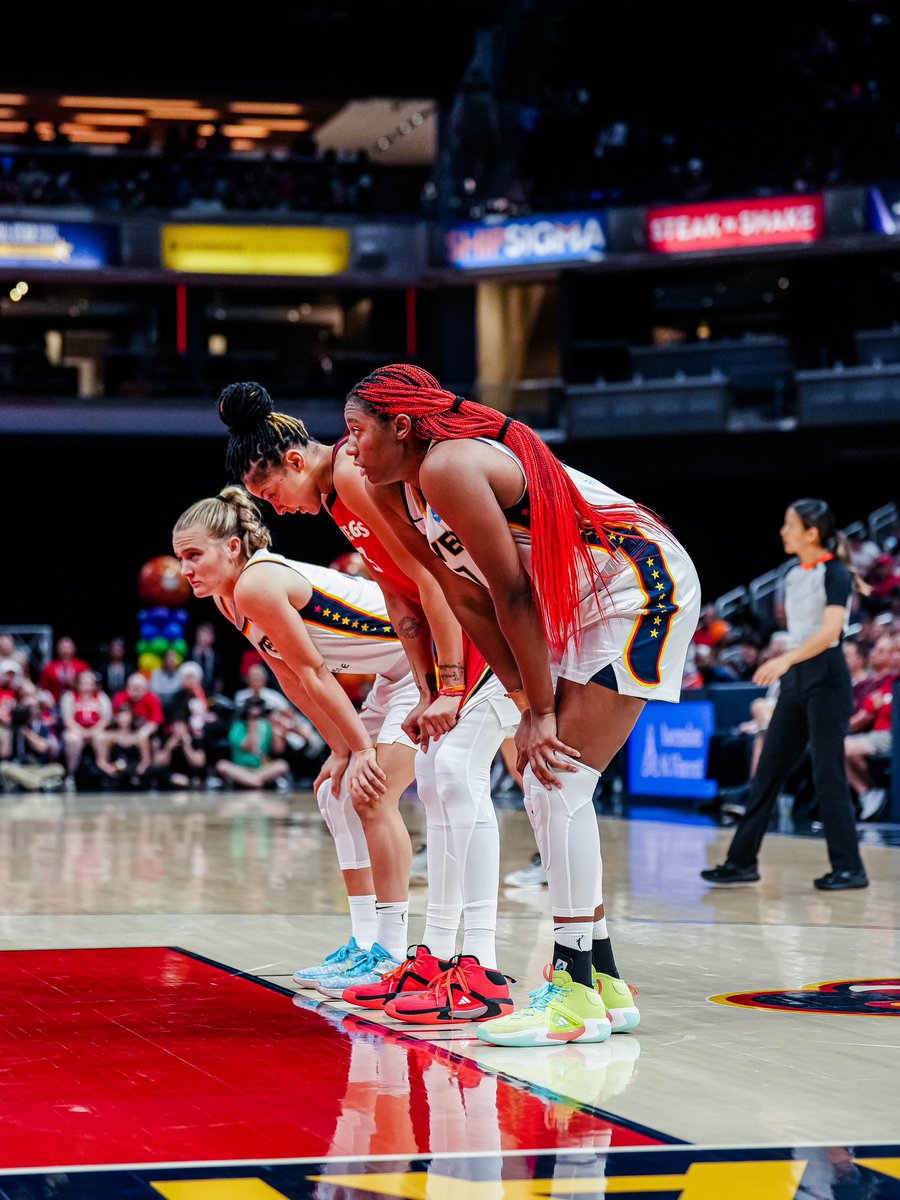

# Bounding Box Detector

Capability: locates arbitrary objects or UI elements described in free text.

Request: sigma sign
[445,212,607,269]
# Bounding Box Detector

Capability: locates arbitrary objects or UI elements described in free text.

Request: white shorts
[553,531,702,704]
[359,669,419,749]
[460,669,521,734]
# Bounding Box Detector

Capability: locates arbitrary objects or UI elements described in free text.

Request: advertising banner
[867,185,900,234]
[162,225,351,275]
[0,220,119,268]
[627,699,717,800]
[445,211,607,269]
[646,194,824,254]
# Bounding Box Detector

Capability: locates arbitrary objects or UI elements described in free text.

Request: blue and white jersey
[215,549,409,681]
[400,437,702,699]
[401,437,682,600]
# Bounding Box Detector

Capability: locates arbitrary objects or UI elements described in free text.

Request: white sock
[461,924,497,968]
[553,921,593,954]
[347,894,377,950]
[422,902,459,961]
[593,916,609,941]
[375,901,409,962]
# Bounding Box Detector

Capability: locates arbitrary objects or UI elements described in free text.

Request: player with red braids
[342,363,702,1048]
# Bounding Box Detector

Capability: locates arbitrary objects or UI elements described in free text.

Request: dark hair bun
[218,381,274,435]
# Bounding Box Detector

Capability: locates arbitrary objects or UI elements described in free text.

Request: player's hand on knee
[528,712,580,789]
[348,747,387,802]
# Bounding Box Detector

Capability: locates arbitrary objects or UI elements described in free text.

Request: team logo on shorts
[709,978,900,1016]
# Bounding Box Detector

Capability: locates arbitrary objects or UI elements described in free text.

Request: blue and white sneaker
[293,937,367,988]
[315,941,401,998]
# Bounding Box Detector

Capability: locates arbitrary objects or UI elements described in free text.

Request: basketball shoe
[385,953,514,1025]
[342,944,448,1009]
[592,969,640,1032]
[293,936,367,988]
[315,941,401,998]
[476,966,612,1047]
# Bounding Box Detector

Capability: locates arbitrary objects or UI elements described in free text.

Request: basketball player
[338,363,702,1047]
[172,485,427,995]
[215,382,519,1024]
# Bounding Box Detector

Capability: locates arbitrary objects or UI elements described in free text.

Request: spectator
[59,669,112,786]
[38,636,90,703]
[215,697,290,791]
[0,679,64,793]
[233,662,294,714]
[864,553,900,603]
[846,528,882,577]
[692,603,731,648]
[111,672,165,752]
[96,635,134,696]
[0,633,32,680]
[151,695,208,791]
[0,658,23,760]
[189,621,224,696]
[844,632,900,821]
[93,701,151,790]
[165,661,216,757]
[693,642,739,684]
[149,648,185,714]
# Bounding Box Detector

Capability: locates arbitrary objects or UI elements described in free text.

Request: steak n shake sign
[646,194,825,253]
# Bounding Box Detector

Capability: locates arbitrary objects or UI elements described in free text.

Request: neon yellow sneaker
[476,966,612,1047]
[593,969,640,1031]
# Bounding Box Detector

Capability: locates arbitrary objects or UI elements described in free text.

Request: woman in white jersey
[173,484,517,1024]
[173,485,425,994]
[341,364,702,1049]
[213,382,520,1025]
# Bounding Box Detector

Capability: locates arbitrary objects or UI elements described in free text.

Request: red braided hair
[346,364,669,658]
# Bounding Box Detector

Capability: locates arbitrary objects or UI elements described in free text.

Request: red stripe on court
[0,947,663,1168]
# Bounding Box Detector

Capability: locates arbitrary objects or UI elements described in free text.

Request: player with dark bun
[216,382,520,1026]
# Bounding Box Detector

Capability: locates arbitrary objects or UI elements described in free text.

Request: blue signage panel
[867,185,900,234]
[444,211,607,269]
[0,220,119,268]
[627,699,717,800]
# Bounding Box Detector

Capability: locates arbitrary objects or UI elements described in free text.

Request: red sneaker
[342,944,447,1009]
[384,954,514,1024]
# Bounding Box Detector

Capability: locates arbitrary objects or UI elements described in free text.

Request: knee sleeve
[523,757,602,918]
[431,716,500,923]
[316,777,370,871]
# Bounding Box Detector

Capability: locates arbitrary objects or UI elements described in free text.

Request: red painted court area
[0,947,662,1169]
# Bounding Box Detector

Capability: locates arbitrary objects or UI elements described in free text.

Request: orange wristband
[504,688,530,713]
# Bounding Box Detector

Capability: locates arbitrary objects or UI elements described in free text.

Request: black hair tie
[450,396,465,413]
[497,416,513,443]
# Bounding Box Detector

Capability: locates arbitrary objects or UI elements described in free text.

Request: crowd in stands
[683,514,900,825]
[0,626,328,796]
[0,137,424,217]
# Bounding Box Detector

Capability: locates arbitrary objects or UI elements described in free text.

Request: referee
[702,499,870,891]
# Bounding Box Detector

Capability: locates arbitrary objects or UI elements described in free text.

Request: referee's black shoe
[813,868,869,891]
[700,861,760,885]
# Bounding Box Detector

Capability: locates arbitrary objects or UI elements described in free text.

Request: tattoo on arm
[397,615,421,639]
[412,668,438,696]
[438,662,465,688]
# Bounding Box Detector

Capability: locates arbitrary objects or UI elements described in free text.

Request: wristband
[504,688,530,713]
[438,686,466,698]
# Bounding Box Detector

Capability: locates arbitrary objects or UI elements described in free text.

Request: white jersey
[214,549,410,682]
[401,437,682,601]
[401,438,702,702]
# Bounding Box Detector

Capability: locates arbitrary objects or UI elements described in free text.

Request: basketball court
[0,787,898,1198]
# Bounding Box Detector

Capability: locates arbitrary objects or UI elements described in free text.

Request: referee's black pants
[727,649,863,873]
